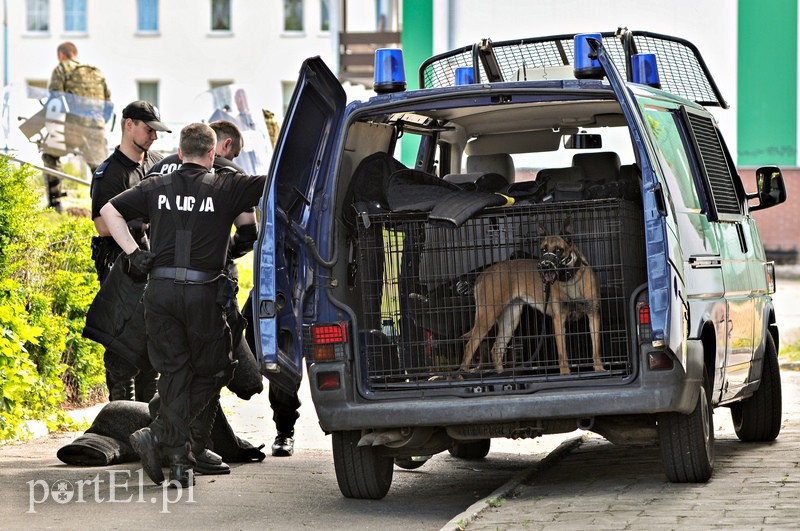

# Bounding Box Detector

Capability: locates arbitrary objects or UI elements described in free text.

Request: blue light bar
[374,48,406,94]
[455,67,475,85]
[573,33,603,79]
[631,53,662,89]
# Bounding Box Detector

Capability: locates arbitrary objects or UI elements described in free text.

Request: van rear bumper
[308,340,704,432]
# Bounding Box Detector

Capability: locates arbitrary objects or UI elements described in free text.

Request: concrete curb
[439,434,587,531]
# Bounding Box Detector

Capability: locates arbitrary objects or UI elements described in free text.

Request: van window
[643,107,702,212]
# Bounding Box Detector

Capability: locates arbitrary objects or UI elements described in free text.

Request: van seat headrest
[466,153,515,183]
[571,152,621,182]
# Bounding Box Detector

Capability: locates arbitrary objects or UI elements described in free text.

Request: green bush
[0,157,103,442]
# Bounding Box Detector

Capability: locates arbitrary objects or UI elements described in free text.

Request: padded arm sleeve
[229,223,258,259]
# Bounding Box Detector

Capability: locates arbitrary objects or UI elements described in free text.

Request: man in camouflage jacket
[43,41,113,211]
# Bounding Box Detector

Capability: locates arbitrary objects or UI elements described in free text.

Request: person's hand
[125,249,155,280]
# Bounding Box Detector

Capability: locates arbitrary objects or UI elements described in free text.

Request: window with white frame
[26,0,49,32]
[137,0,159,32]
[138,81,159,108]
[283,0,303,32]
[211,0,231,31]
[281,80,296,116]
[64,0,87,33]
[320,0,329,32]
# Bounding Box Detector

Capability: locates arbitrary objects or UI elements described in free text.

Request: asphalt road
[2,278,798,530]
[0,366,577,530]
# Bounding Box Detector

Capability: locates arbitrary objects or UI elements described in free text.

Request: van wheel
[332,430,393,499]
[730,333,782,442]
[657,370,714,483]
[449,439,491,459]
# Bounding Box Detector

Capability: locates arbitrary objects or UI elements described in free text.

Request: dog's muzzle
[539,252,560,284]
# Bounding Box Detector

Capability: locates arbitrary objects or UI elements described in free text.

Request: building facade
[2,0,798,256]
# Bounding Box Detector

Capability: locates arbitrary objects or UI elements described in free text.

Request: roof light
[455,67,475,85]
[631,53,661,88]
[573,33,604,79]
[374,48,406,94]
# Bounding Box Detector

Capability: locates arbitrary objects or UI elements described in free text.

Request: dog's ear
[537,223,549,237]
[560,218,573,241]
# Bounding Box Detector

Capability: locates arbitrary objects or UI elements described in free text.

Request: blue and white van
[253,29,787,498]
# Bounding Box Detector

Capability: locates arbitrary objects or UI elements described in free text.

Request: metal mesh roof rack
[418,29,728,108]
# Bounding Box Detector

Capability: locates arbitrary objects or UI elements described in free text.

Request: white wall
[3,0,347,159]
[2,0,740,163]
[435,0,738,157]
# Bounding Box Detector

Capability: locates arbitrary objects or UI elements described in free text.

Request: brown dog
[460,219,604,375]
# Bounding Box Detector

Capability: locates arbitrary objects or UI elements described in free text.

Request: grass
[780,341,800,366]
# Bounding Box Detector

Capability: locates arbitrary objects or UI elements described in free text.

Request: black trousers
[94,245,156,402]
[243,290,301,435]
[269,382,301,435]
[42,153,64,210]
[104,351,157,402]
[144,278,233,456]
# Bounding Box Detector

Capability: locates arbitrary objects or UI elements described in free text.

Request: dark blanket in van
[385,169,512,227]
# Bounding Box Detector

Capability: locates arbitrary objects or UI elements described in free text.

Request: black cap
[121,100,171,132]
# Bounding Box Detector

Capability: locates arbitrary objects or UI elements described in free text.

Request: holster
[215,274,238,310]
[217,275,246,347]
[91,236,122,282]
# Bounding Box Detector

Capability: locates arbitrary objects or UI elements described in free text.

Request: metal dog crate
[355,199,646,391]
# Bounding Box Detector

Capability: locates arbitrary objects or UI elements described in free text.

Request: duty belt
[149,267,221,283]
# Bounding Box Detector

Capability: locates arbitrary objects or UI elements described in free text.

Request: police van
[253,29,787,498]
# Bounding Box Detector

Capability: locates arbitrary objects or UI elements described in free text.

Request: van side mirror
[749,165,787,211]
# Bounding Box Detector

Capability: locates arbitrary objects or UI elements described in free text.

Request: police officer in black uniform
[153,119,302,458]
[101,123,266,488]
[146,119,256,476]
[148,119,245,177]
[90,100,169,402]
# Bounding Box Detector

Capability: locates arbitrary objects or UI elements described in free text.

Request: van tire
[731,333,782,442]
[332,430,393,499]
[449,439,491,459]
[657,370,714,483]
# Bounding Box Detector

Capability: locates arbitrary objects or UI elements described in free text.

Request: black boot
[190,400,229,474]
[194,448,230,475]
[271,433,294,457]
[109,379,135,401]
[129,428,165,485]
[167,454,195,488]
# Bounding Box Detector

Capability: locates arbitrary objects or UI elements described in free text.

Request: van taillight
[310,322,347,361]
[637,301,652,343]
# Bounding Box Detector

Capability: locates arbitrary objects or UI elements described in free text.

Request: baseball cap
[121,100,171,133]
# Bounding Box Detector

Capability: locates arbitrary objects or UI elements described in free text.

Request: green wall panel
[738,0,797,165]
[400,0,433,166]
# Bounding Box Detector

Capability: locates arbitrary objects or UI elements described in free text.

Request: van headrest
[571,152,621,182]
[466,153,515,183]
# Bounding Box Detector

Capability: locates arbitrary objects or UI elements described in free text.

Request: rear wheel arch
[768,308,779,353]
[700,321,719,402]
